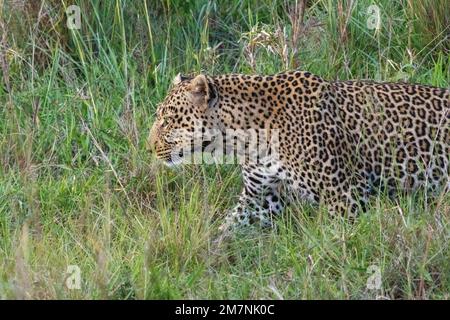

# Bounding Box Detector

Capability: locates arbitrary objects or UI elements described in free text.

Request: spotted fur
[149,71,449,232]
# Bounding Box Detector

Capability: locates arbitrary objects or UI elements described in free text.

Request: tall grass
[0,0,448,299]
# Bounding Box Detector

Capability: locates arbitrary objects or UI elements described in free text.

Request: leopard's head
[148,74,220,166]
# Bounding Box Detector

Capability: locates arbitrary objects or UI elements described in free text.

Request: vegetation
[0,0,448,299]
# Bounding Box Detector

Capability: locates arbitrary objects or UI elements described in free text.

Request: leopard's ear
[188,74,218,108]
[172,73,190,85]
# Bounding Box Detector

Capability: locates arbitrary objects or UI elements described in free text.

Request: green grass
[0,0,449,299]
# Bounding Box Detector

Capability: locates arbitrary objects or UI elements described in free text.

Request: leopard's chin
[164,158,183,167]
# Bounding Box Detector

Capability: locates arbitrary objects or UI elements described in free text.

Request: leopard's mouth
[155,148,182,167]
[157,140,215,167]
[163,149,185,167]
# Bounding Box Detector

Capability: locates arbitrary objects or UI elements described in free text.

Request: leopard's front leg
[323,177,370,220]
[219,164,284,233]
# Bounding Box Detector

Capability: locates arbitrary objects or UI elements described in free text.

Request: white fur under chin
[164,156,184,167]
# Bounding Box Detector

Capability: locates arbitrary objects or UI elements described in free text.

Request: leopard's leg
[324,179,370,220]
[219,164,284,233]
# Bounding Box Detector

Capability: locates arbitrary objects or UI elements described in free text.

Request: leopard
[149,70,449,234]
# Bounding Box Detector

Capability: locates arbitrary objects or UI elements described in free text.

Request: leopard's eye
[161,117,171,129]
